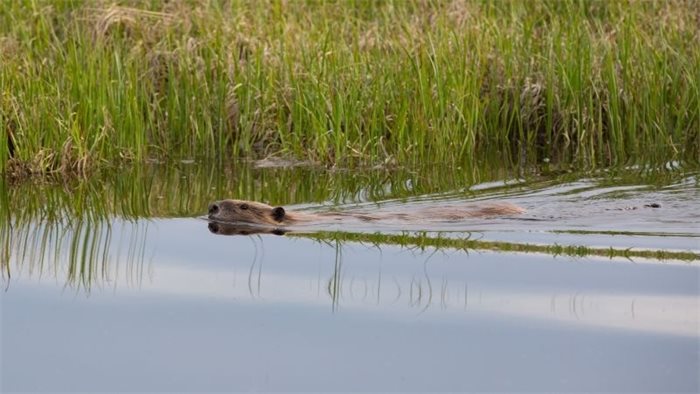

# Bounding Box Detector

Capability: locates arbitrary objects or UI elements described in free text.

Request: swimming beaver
[207,199,525,226]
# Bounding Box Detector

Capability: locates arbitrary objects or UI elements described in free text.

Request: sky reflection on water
[2,217,698,392]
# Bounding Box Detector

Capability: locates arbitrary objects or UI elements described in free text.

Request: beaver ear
[271,206,286,222]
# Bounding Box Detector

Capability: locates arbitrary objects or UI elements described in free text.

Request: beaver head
[208,199,286,225]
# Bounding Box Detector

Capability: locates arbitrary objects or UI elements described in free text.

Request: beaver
[207,199,525,227]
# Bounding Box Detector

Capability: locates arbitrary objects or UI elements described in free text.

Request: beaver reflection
[208,222,287,236]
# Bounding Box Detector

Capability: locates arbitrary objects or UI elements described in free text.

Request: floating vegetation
[1,1,698,175]
[296,231,700,263]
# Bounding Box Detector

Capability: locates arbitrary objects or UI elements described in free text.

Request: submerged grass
[1,1,698,176]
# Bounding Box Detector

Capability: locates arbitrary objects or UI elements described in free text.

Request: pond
[1,161,698,392]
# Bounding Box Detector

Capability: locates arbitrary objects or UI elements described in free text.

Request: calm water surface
[1,163,698,392]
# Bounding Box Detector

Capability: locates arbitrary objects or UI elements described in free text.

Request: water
[1,162,698,392]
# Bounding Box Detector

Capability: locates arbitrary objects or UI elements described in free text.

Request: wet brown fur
[208,199,525,226]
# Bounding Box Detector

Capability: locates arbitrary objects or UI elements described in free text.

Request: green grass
[1,1,698,176]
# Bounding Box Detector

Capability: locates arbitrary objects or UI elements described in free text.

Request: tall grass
[1,1,698,175]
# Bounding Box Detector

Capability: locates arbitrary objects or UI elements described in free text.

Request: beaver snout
[208,202,220,218]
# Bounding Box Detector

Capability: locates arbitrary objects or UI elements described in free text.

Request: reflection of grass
[296,231,700,262]
[2,2,698,175]
[1,218,149,290]
[4,159,697,220]
[2,160,517,219]
[2,162,698,288]
[2,161,513,284]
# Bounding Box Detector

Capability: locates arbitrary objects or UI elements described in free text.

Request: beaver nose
[208,203,219,216]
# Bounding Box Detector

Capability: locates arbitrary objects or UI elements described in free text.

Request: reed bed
[1,0,699,176]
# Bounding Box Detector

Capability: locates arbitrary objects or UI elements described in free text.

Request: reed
[1,1,698,175]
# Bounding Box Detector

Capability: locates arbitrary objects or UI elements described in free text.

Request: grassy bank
[1,1,698,175]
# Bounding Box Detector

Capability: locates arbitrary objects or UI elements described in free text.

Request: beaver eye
[240,203,249,210]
